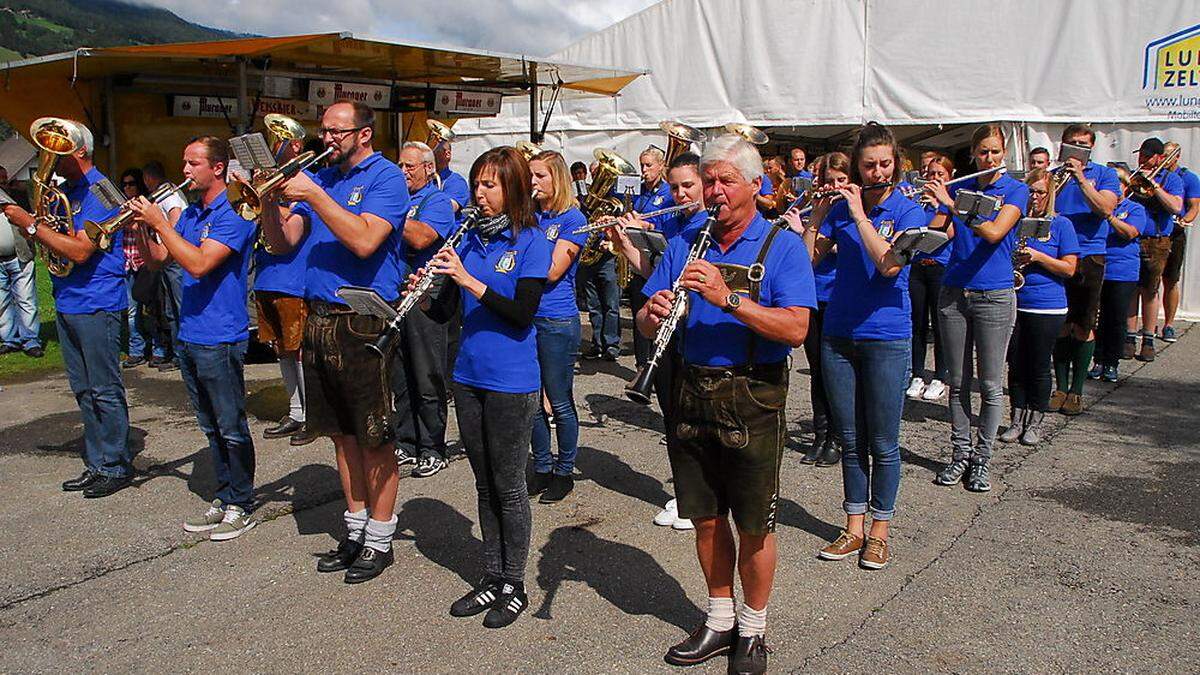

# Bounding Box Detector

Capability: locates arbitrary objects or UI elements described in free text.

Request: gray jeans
[937,287,1016,462]
[453,383,537,585]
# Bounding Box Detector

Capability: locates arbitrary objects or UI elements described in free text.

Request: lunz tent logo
[1143,23,1200,119]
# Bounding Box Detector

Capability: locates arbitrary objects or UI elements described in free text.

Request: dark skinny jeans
[801,302,832,441]
[909,261,946,380]
[1096,280,1138,367]
[1006,311,1065,412]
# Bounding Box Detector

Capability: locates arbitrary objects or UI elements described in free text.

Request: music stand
[335,286,397,320]
[891,227,950,266]
[953,190,1002,228]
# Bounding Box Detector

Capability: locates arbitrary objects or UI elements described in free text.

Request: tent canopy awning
[0,32,645,98]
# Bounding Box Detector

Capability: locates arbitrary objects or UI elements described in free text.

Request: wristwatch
[723,293,742,313]
[25,222,37,236]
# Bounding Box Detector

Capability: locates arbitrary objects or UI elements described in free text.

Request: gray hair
[700,135,763,184]
[75,122,95,158]
[402,141,435,166]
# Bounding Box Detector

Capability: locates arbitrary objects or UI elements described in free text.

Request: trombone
[1125,145,1181,199]
[227,114,334,223]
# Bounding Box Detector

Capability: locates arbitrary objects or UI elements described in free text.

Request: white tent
[453,0,1200,317]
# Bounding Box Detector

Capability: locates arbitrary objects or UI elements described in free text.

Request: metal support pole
[237,58,249,134]
[104,76,117,172]
[528,61,538,143]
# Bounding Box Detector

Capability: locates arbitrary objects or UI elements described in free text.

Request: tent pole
[104,76,117,173]
[529,61,538,142]
[237,58,249,134]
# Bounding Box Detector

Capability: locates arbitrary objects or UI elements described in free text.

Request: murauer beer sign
[309,80,392,110]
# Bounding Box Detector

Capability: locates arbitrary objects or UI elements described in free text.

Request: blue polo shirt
[758,175,774,196]
[176,190,256,345]
[642,213,816,367]
[53,167,126,314]
[1104,199,1148,283]
[813,249,837,304]
[405,180,457,270]
[943,173,1030,290]
[1134,169,1184,236]
[453,225,552,393]
[254,169,316,296]
[536,207,589,319]
[821,191,925,340]
[913,204,951,265]
[293,152,409,303]
[1016,215,1079,311]
[1056,162,1120,257]
[794,170,814,183]
[659,208,707,241]
[633,179,674,221]
[438,168,470,215]
[1175,167,1200,212]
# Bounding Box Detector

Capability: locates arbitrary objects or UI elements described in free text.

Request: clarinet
[625,204,722,404]
[370,206,481,356]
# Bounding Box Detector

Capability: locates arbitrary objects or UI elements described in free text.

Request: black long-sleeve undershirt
[424,276,547,330]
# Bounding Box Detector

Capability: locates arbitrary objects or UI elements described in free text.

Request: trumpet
[371,207,482,357]
[227,114,334,223]
[28,117,87,277]
[85,179,193,251]
[573,202,700,235]
[626,205,722,405]
[516,140,543,161]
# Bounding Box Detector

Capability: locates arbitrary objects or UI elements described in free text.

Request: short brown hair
[818,151,851,185]
[333,99,375,129]
[186,135,228,179]
[1061,123,1095,145]
[970,123,1007,152]
[469,146,537,234]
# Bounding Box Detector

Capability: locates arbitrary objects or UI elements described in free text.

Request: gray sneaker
[183,499,225,532]
[965,462,992,492]
[1020,411,1045,446]
[209,505,256,541]
[935,458,971,486]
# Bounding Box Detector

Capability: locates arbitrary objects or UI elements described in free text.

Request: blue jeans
[57,311,132,477]
[580,256,620,355]
[125,269,166,359]
[162,263,183,359]
[822,336,910,520]
[531,315,581,475]
[0,257,41,348]
[178,340,256,510]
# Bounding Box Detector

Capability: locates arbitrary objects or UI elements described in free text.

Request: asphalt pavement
[0,320,1196,673]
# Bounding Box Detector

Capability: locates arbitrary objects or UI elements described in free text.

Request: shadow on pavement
[902,398,951,424]
[575,445,672,509]
[583,393,664,434]
[395,497,483,586]
[900,445,946,475]
[534,524,702,632]
[777,496,842,542]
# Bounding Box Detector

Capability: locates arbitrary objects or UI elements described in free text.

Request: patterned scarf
[475,212,511,241]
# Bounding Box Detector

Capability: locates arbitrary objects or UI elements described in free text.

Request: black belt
[684,361,788,381]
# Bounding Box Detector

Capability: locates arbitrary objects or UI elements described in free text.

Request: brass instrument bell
[28,117,87,277]
[660,121,707,165]
[516,140,542,161]
[722,122,769,146]
[425,119,457,148]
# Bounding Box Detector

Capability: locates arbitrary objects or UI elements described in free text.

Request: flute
[574,201,700,234]
[775,181,896,224]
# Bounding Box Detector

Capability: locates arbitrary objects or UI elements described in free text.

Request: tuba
[227,113,334,223]
[28,117,87,277]
[722,122,769,146]
[577,148,637,267]
[660,121,707,165]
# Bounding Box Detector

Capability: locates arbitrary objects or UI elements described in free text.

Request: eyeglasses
[318,126,366,139]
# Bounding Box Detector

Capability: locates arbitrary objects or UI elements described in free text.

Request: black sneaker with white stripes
[395,447,417,467]
[450,579,501,617]
[412,455,448,478]
[483,583,528,629]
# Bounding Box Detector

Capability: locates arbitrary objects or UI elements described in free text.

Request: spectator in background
[1029,147,1051,171]
[0,166,43,357]
[119,168,155,368]
[141,160,186,371]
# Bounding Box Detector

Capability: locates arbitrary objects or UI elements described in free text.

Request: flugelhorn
[28,117,87,277]
[226,114,334,221]
[661,121,707,165]
[722,123,769,145]
[85,178,193,251]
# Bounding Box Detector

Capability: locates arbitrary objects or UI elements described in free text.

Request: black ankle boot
[799,433,822,464]
[663,623,736,666]
[815,437,841,466]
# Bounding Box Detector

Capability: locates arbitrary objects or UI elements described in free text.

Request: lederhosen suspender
[745,224,782,365]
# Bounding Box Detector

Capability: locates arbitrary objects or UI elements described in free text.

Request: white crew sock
[737,603,768,637]
[278,355,305,423]
[343,508,368,543]
[364,515,398,553]
[705,596,736,632]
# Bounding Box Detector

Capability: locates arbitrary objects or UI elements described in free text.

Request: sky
[136,0,661,56]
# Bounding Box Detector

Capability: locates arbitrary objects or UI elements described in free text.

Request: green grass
[0,262,64,383]
[0,46,23,63]
[13,14,73,36]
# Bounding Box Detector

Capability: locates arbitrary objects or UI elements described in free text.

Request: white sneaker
[672,517,694,531]
[654,499,678,526]
[905,377,925,399]
[922,379,946,400]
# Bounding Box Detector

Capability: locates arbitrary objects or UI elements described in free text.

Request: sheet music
[89,178,126,211]
[228,133,277,171]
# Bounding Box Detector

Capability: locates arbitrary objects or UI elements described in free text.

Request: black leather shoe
[728,635,771,675]
[799,436,822,464]
[527,470,551,497]
[539,474,574,504]
[664,624,737,666]
[815,438,841,467]
[62,470,98,492]
[289,427,319,447]
[317,539,363,573]
[343,546,393,584]
[264,417,303,439]
[83,474,131,498]
[23,345,44,358]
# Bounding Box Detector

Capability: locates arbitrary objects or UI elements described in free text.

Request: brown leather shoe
[859,536,889,569]
[817,531,864,560]
[1060,393,1084,416]
[1048,390,1067,412]
[1137,340,1155,362]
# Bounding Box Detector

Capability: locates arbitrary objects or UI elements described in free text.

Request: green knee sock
[1053,337,1074,392]
[1070,340,1096,395]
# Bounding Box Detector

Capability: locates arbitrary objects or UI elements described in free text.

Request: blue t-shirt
[293,152,410,303]
[912,204,951,265]
[438,168,470,216]
[821,191,925,340]
[453,225,552,394]
[52,167,126,314]
[1017,215,1079,311]
[943,173,1030,290]
[176,190,256,345]
[1104,199,1148,283]
[535,207,589,319]
[1134,169,1184,237]
[633,179,673,219]
[813,250,837,304]
[405,180,457,270]
[758,175,774,196]
[1056,162,1121,257]
[254,169,316,296]
[642,213,817,367]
